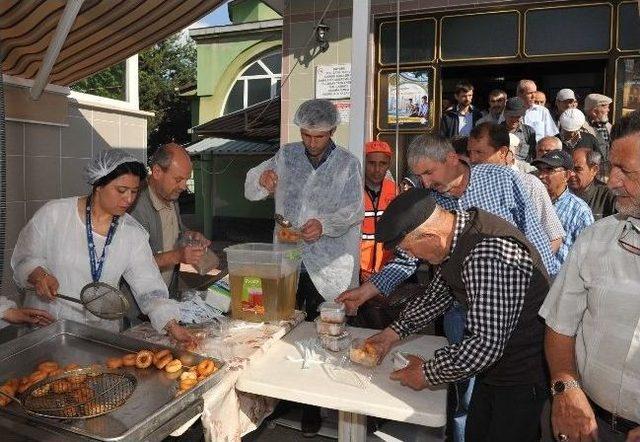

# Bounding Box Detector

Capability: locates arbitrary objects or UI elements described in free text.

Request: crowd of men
[243,88,639,441]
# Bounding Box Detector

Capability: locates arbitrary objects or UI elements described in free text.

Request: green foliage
[71,33,196,149]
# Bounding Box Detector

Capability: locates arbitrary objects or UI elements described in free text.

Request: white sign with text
[315,64,351,99]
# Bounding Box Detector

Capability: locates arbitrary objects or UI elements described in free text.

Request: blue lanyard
[85,195,119,283]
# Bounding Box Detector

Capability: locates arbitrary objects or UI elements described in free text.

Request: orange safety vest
[360,177,397,282]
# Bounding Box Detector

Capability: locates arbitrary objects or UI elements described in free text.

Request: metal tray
[0,320,226,442]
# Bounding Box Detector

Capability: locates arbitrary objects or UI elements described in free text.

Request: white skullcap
[559,108,586,132]
[84,149,143,185]
[293,99,340,131]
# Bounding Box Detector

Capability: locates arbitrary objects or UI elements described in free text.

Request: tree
[72,33,196,150]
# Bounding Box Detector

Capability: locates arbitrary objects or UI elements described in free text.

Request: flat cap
[584,93,612,113]
[503,97,526,118]
[556,88,576,102]
[375,188,438,250]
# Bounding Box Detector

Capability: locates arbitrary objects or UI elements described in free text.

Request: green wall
[229,0,280,23]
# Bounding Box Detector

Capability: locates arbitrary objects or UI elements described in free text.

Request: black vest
[440,209,550,386]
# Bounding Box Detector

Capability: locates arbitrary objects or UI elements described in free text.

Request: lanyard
[85,195,119,282]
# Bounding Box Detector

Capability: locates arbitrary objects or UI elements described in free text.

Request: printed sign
[333,100,351,123]
[316,64,351,99]
[241,277,264,316]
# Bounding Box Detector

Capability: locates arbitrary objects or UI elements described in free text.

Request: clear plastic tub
[315,318,346,336]
[318,302,346,324]
[319,331,352,352]
[224,243,302,322]
[349,338,380,367]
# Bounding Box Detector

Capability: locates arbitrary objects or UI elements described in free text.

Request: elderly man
[467,122,564,254]
[534,91,547,107]
[569,147,616,220]
[476,89,506,125]
[361,140,396,282]
[558,108,602,155]
[539,110,640,442]
[585,93,613,160]
[536,135,563,159]
[508,133,537,174]
[533,150,594,268]
[518,79,558,141]
[365,189,550,442]
[246,99,363,435]
[440,81,483,138]
[501,97,537,162]
[553,89,578,124]
[338,134,556,442]
[130,143,215,295]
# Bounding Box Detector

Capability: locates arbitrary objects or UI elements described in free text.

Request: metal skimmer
[0,367,136,419]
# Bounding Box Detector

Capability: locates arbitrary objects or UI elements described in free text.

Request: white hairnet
[85,149,143,185]
[293,99,340,131]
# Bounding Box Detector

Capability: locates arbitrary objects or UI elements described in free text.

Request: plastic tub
[315,318,346,336]
[224,243,302,322]
[319,331,352,352]
[318,302,346,324]
[349,338,380,367]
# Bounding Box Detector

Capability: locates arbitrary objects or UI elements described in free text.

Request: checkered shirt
[552,189,594,268]
[389,210,534,385]
[590,121,611,147]
[368,164,557,294]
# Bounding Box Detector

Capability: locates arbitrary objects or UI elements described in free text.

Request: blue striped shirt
[552,189,594,268]
[369,163,558,294]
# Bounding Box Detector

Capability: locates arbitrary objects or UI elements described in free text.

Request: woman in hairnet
[245,99,364,316]
[11,149,195,344]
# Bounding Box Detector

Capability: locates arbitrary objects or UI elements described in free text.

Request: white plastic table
[236,322,448,441]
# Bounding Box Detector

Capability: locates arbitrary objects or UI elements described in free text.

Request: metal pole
[348,0,371,166]
[394,0,400,181]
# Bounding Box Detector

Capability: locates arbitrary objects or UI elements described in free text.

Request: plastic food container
[224,243,302,322]
[315,318,346,336]
[392,351,410,370]
[318,302,346,324]
[319,331,352,352]
[349,338,379,367]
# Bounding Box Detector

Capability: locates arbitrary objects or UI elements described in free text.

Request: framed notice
[386,70,431,125]
[315,64,351,99]
[616,57,640,117]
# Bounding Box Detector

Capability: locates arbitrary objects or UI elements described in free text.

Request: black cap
[503,97,526,117]
[375,188,438,250]
[531,149,574,170]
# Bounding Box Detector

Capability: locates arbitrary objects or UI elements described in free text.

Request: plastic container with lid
[318,302,346,324]
[224,243,302,322]
[315,317,346,336]
[349,338,380,367]
[319,331,352,352]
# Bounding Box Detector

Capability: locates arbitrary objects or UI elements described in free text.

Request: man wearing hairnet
[245,99,363,435]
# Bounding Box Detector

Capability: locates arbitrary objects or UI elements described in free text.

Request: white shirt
[245,142,364,300]
[539,215,640,423]
[524,104,558,142]
[515,171,565,242]
[458,112,474,137]
[11,197,180,333]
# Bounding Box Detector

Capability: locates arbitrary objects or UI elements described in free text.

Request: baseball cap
[531,150,574,171]
[375,188,438,250]
[584,93,612,113]
[559,108,586,132]
[365,140,392,157]
[503,97,526,118]
[556,89,576,102]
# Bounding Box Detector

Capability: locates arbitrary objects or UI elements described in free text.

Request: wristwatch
[550,379,581,396]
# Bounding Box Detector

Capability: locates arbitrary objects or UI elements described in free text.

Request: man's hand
[178,245,205,266]
[3,308,54,326]
[336,282,380,315]
[29,268,59,302]
[627,427,640,442]
[165,320,198,348]
[301,219,322,243]
[551,387,598,441]
[365,327,400,364]
[259,170,278,194]
[390,354,429,390]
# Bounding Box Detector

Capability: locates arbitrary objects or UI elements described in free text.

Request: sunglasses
[618,221,640,256]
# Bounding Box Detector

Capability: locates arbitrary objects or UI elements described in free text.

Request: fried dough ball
[135,350,154,369]
[164,359,183,373]
[153,349,171,365]
[106,357,123,369]
[121,354,137,367]
[154,354,173,370]
[196,359,216,377]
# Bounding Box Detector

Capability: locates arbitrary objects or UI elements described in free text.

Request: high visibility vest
[360,177,397,282]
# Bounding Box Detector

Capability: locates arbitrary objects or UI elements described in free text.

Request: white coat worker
[245,99,364,319]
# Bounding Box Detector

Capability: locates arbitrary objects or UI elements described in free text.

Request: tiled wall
[3,94,148,302]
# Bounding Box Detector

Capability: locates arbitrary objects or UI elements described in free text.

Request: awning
[0,0,222,86]
[192,97,280,143]
[186,137,278,157]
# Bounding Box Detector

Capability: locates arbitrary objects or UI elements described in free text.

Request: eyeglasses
[618,221,640,256]
[537,167,566,176]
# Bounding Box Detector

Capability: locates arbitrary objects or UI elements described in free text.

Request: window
[223,51,282,115]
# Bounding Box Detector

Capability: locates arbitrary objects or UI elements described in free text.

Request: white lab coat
[11,197,180,333]
[245,142,364,301]
[0,295,17,329]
